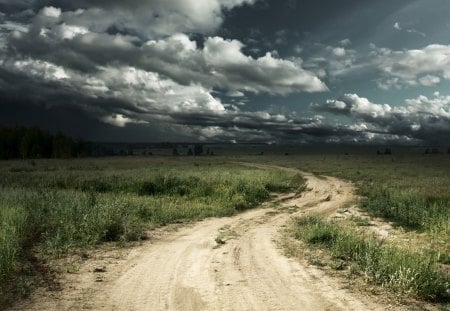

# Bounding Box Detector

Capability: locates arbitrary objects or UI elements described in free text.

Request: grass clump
[294,216,450,302]
[0,205,27,285]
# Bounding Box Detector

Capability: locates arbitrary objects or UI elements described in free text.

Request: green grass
[294,216,450,302]
[250,154,450,241]
[244,153,449,303]
[0,157,302,304]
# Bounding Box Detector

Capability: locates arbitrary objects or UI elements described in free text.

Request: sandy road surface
[11,164,396,311]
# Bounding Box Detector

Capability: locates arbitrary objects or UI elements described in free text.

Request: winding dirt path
[11,164,398,311]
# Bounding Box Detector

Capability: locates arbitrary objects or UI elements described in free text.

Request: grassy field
[246,153,450,302]
[0,157,302,304]
[1,151,449,305]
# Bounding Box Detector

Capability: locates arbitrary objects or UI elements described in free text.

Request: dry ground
[9,164,406,311]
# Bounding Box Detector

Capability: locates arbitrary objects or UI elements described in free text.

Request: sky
[1,0,450,144]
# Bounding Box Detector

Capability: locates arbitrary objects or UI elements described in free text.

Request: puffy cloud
[101,114,146,127]
[332,47,346,57]
[378,45,450,80]
[418,75,440,86]
[12,58,70,80]
[339,39,351,47]
[25,0,256,38]
[321,93,450,144]
[0,56,369,144]
[374,44,450,89]
[9,19,327,95]
[325,94,392,118]
[0,0,333,144]
[202,37,328,94]
[40,6,61,18]
[304,43,450,90]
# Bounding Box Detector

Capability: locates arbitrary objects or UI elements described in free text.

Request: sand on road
[11,164,398,311]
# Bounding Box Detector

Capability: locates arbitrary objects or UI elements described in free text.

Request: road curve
[11,164,394,311]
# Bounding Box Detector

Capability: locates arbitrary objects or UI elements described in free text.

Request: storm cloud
[1,0,450,144]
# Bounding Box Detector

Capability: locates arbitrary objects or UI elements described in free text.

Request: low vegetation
[0,157,301,304]
[248,153,450,303]
[293,216,449,302]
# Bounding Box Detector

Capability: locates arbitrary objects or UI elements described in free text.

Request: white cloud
[204,36,249,65]
[326,94,392,118]
[142,35,328,95]
[339,39,351,47]
[322,93,450,144]
[12,58,70,80]
[11,12,328,96]
[404,94,450,119]
[101,114,134,127]
[58,24,89,40]
[55,0,256,38]
[377,44,450,88]
[393,22,401,30]
[332,47,346,57]
[40,6,61,18]
[418,75,440,86]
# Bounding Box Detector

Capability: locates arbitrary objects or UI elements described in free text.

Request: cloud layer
[322,93,450,144]
[0,0,450,144]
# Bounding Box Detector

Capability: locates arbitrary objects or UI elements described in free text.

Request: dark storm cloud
[0,0,332,144]
[0,58,369,144]
[1,0,450,144]
[0,0,34,14]
[0,65,148,119]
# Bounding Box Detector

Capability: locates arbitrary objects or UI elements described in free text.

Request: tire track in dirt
[11,163,402,311]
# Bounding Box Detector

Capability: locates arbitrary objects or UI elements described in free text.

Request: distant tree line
[0,125,86,159]
[173,144,215,156]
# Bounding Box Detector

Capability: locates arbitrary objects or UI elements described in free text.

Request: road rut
[11,164,395,311]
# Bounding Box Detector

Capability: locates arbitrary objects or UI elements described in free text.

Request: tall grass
[246,154,449,303]
[0,158,302,302]
[294,216,450,302]
[0,204,27,285]
[253,154,450,239]
[360,185,449,232]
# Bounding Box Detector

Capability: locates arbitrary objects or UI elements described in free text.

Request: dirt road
[11,164,396,311]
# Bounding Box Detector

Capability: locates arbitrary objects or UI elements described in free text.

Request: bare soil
[9,164,405,311]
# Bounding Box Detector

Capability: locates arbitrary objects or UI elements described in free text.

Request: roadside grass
[0,157,303,305]
[293,216,450,302]
[252,154,450,250]
[246,153,449,304]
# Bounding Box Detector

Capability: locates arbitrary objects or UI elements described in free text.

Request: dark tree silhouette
[0,125,86,159]
[194,144,203,156]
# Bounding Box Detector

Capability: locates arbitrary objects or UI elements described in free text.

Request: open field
[1,151,449,309]
[244,153,450,303]
[0,157,302,306]
[6,161,394,311]
[248,153,450,240]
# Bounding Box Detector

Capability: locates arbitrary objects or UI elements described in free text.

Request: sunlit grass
[0,157,301,302]
[246,153,450,302]
[293,216,449,302]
